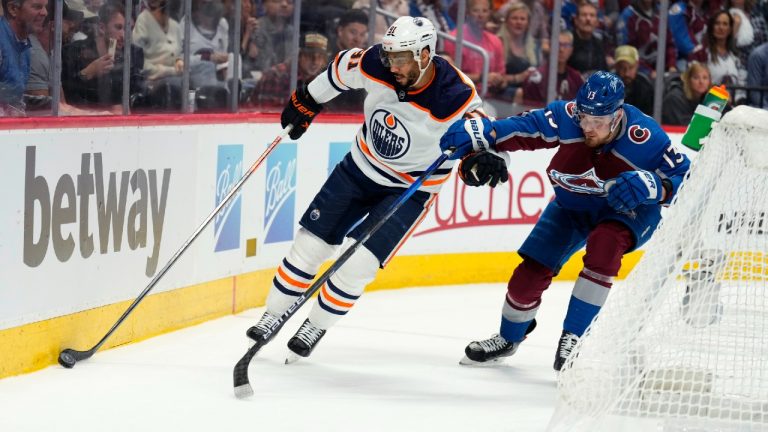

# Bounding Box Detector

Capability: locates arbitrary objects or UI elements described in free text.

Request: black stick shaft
[62,126,292,363]
[233,149,453,396]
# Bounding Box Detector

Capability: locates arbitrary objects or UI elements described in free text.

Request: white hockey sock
[266,228,336,315]
[308,243,380,330]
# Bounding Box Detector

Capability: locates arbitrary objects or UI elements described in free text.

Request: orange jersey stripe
[357,135,451,187]
[358,64,459,123]
[321,284,355,309]
[277,266,311,289]
[333,51,350,89]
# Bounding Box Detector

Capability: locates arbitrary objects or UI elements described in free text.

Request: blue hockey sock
[500,317,534,342]
[562,295,601,336]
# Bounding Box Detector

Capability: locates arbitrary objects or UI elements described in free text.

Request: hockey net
[547,105,768,432]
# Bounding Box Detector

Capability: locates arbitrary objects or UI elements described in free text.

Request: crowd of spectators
[2,0,768,121]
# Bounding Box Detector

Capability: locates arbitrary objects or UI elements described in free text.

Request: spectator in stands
[568,1,608,78]
[255,0,294,67]
[325,8,368,113]
[443,0,505,92]
[728,0,768,66]
[515,30,584,107]
[184,0,231,88]
[0,0,47,116]
[411,0,454,34]
[66,0,97,42]
[705,11,747,89]
[329,8,368,59]
[662,60,710,125]
[746,41,768,108]
[517,0,550,58]
[223,0,259,55]
[613,44,654,115]
[24,0,97,115]
[254,32,328,106]
[62,1,146,112]
[351,0,408,43]
[498,2,538,81]
[242,31,273,81]
[133,0,184,110]
[668,0,707,70]
[617,0,678,77]
[669,0,707,70]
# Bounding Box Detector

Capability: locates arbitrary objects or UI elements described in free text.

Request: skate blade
[285,352,302,365]
[459,355,507,366]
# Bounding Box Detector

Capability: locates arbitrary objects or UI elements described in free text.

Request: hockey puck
[58,350,76,369]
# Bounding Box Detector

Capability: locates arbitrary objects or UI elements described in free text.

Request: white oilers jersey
[307,44,483,193]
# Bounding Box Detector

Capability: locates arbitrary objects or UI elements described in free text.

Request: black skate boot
[460,319,537,366]
[285,319,326,364]
[246,311,280,345]
[553,330,580,371]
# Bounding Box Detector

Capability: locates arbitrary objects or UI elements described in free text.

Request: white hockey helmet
[381,16,437,64]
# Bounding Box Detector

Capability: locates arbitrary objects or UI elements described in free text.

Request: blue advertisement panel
[328,142,352,177]
[264,143,297,244]
[214,145,243,252]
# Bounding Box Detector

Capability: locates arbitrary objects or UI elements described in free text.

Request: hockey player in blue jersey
[440,71,691,370]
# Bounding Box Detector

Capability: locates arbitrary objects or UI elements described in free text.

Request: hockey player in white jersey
[246,16,486,362]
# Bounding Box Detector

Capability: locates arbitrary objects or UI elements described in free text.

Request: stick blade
[58,348,94,369]
[234,383,254,399]
[232,342,263,398]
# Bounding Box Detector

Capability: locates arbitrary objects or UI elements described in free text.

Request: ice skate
[246,311,280,347]
[460,334,522,366]
[553,330,580,371]
[460,319,537,366]
[285,319,326,364]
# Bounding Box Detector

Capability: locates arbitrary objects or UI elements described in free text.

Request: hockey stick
[57,125,293,369]
[232,149,454,399]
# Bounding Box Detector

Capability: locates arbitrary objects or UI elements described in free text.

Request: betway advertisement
[0,121,686,330]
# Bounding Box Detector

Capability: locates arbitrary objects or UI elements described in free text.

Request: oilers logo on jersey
[549,167,606,195]
[370,109,411,160]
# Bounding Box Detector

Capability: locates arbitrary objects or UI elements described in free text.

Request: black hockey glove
[281,84,323,140]
[458,151,509,187]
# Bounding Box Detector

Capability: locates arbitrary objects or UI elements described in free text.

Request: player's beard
[583,134,604,148]
[395,67,420,89]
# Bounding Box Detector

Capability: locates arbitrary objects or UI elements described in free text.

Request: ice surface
[0,282,576,432]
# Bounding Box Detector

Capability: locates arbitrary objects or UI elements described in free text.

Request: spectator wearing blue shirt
[0,0,47,115]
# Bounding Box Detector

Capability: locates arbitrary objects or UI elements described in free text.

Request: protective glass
[578,112,615,130]
[380,51,415,68]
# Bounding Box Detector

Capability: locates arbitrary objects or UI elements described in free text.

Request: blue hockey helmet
[575,71,625,117]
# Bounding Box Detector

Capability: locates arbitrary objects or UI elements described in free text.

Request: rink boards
[0,115,686,378]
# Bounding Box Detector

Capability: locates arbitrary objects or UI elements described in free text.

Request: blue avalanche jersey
[492,101,691,211]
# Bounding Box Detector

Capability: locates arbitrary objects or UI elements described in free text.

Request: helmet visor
[578,112,615,130]
[380,50,415,68]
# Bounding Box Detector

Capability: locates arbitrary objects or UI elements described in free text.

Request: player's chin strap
[609,108,625,134]
[415,57,433,86]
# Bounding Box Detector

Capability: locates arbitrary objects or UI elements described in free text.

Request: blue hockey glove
[605,170,664,212]
[439,117,495,160]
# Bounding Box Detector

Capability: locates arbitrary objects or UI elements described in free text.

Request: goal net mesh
[547,105,768,432]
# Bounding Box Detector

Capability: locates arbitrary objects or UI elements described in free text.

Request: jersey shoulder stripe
[359,45,477,122]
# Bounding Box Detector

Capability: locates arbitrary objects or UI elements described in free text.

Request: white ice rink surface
[0,282,577,432]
